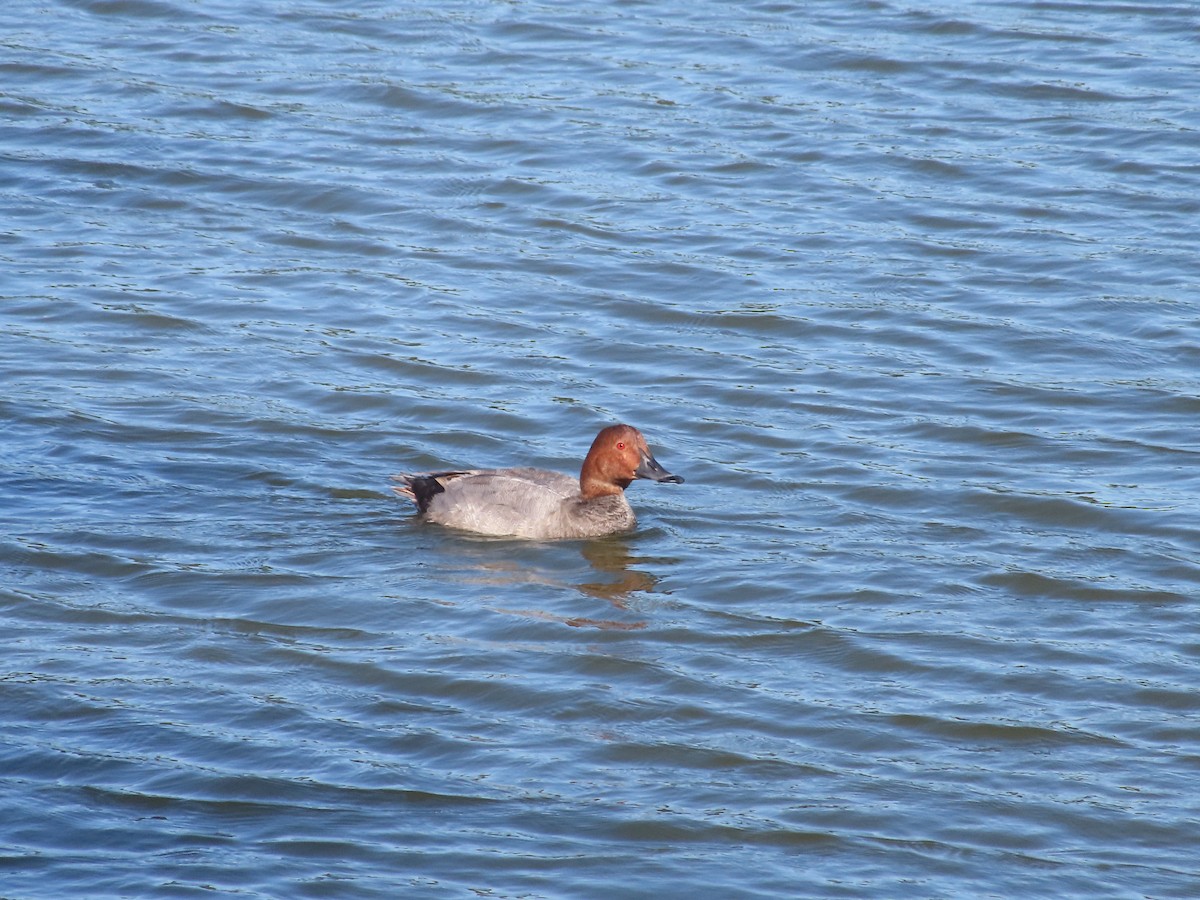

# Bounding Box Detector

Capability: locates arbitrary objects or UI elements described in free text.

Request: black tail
[406,475,446,513]
[394,472,472,513]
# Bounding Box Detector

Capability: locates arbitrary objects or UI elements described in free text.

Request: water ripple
[3,0,1200,896]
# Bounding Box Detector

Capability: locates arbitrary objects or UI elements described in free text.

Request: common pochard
[393,423,684,539]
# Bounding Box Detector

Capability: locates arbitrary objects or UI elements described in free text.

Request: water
[3,0,1199,896]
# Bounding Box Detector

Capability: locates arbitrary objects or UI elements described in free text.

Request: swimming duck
[393,423,683,539]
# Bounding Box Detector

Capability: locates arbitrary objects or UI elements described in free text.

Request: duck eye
[616,441,625,450]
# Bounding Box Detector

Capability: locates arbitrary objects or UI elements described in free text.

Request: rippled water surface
[3,0,1199,897]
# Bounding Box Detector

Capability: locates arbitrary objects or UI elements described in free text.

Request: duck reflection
[576,538,661,607]
[428,531,669,630]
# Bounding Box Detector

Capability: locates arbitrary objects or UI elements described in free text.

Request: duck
[393,423,683,539]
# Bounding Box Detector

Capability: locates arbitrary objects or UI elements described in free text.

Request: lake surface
[3,0,1199,897]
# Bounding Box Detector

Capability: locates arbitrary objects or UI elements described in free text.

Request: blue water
[3,1,1199,897]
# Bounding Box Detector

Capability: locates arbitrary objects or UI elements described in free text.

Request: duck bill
[635,452,684,484]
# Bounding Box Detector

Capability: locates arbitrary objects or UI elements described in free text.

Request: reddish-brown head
[579,424,683,500]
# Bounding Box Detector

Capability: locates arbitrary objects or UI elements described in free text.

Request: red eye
[616,441,625,450]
